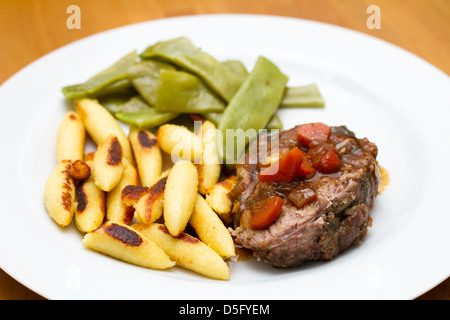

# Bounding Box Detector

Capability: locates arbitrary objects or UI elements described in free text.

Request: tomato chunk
[307,143,334,170]
[251,196,284,230]
[258,147,303,183]
[298,157,315,179]
[297,123,331,147]
[307,144,342,174]
[320,150,343,173]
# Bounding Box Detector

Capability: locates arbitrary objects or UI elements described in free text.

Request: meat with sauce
[231,124,379,267]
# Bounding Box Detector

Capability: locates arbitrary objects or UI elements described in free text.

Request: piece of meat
[231,125,379,267]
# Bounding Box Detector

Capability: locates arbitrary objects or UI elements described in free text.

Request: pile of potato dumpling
[44,98,239,280]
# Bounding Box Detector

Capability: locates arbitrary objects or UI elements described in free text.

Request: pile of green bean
[62,37,325,161]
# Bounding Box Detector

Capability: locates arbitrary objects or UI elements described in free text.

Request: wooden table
[0,0,448,300]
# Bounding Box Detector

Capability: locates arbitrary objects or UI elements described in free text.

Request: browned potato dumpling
[75,160,105,233]
[91,135,124,192]
[44,160,76,227]
[83,221,174,270]
[68,159,91,182]
[133,170,170,224]
[106,159,139,225]
[133,223,230,280]
[75,98,133,163]
[205,175,238,225]
[129,126,162,187]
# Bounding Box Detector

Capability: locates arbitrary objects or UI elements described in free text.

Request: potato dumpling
[56,111,85,162]
[44,160,76,227]
[92,135,124,192]
[129,126,162,187]
[133,223,230,280]
[83,221,174,270]
[163,161,198,236]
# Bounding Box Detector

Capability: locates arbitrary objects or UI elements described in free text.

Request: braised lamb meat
[231,123,379,267]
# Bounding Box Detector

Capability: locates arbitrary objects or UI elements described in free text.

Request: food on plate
[120,185,149,207]
[190,194,236,258]
[82,221,175,270]
[195,120,222,195]
[128,60,175,106]
[75,159,106,233]
[68,159,91,182]
[156,124,202,163]
[62,51,138,100]
[62,37,324,135]
[84,151,96,162]
[49,78,237,279]
[155,69,226,114]
[279,84,325,108]
[265,113,283,130]
[115,106,179,129]
[205,175,238,226]
[44,160,76,227]
[91,135,124,192]
[377,166,390,195]
[231,123,379,267]
[56,111,85,162]
[106,159,139,225]
[75,98,133,163]
[132,223,230,280]
[46,36,384,280]
[125,169,170,224]
[128,126,162,187]
[217,56,289,162]
[163,160,198,237]
[140,37,246,103]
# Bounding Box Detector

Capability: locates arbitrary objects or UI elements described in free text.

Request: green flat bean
[115,97,179,129]
[100,95,151,115]
[265,113,283,130]
[217,56,288,163]
[280,83,325,108]
[62,51,138,99]
[94,79,137,97]
[116,110,179,129]
[221,60,249,77]
[140,37,246,102]
[155,69,226,114]
[128,60,175,106]
[203,111,283,130]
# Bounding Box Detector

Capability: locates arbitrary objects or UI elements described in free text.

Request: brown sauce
[233,245,254,261]
[234,125,381,225]
[249,133,369,210]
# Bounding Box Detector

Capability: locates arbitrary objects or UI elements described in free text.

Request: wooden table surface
[0,0,448,300]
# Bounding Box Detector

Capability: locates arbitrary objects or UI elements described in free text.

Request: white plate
[0,14,449,300]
